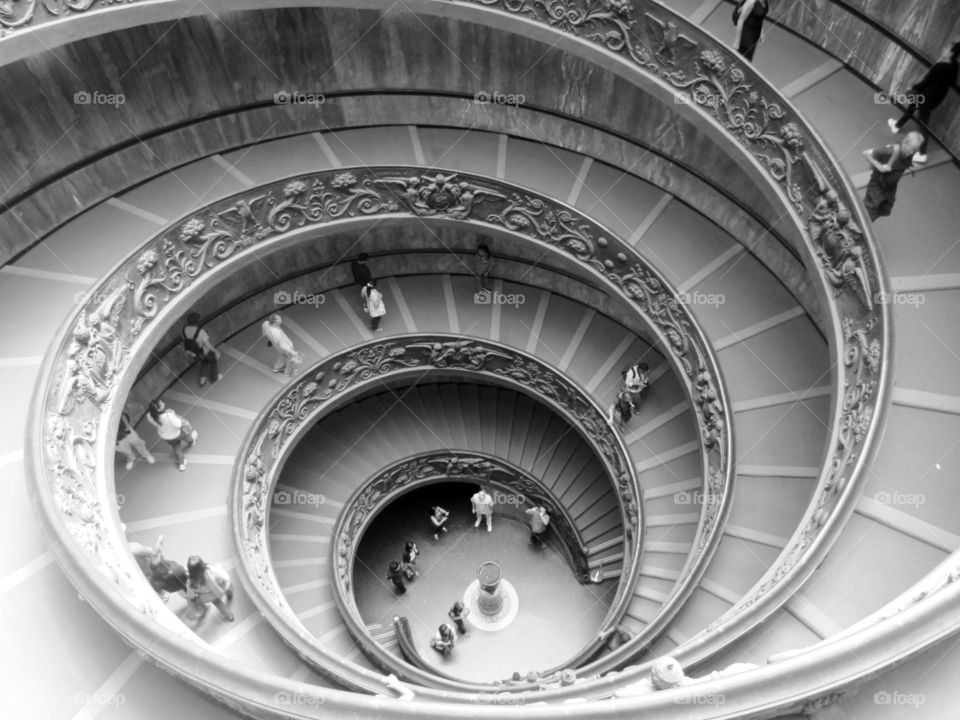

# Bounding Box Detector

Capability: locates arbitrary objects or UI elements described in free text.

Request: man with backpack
[182,312,220,386]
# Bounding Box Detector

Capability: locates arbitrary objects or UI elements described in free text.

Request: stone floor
[353,483,617,683]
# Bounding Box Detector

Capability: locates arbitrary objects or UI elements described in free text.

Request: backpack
[183,325,203,357]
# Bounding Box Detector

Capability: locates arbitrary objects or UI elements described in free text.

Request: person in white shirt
[116,411,155,470]
[471,487,494,531]
[261,314,302,375]
[361,280,387,332]
[146,399,196,472]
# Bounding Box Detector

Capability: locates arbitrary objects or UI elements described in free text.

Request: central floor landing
[353,485,617,683]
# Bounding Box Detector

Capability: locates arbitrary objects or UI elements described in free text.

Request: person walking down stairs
[146,399,197,472]
[182,312,221,387]
[361,280,387,332]
[430,505,450,540]
[261,313,303,375]
[185,555,234,622]
[888,40,960,163]
[116,411,155,470]
[401,541,421,580]
[351,253,372,312]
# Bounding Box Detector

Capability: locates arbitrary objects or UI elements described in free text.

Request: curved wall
[0,5,793,264]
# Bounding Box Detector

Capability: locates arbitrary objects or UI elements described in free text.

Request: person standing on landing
[888,41,960,163]
[863,131,924,221]
[733,0,768,62]
[401,541,420,580]
[476,244,493,294]
[361,280,387,333]
[261,313,302,375]
[525,505,550,547]
[471,487,494,532]
[430,505,450,540]
[448,601,470,635]
[387,560,407,595]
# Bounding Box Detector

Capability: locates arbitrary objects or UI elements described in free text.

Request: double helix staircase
[2,1,960,718]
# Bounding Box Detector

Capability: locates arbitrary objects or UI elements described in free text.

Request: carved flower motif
[136,249,158,275]
[179,218,205,242]
[283,180,308,198]
[865,339,880,373]
[604,0,632,16]
[388,347,406,358]
[302,382,318,397]
[699,50,725,76]
[779,122,804,152]
[340,359,358,374]
[565,238,589,256]
[331,173,357,189]
[266,419,281,438]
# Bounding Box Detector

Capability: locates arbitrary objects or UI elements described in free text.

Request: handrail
[31,157,732,713]
[233,334,640,692]
[20,0,901,714]
[327,452,604,673]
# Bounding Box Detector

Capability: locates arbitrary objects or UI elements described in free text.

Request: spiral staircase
[3,1,960,718]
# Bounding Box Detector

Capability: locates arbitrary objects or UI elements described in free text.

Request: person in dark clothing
[448,601,470,635]
[387,560,407,594]
[733,0,769,62]
[863,132,924,221]
[351,253,372,286]
[401,541,420,580]
[889,41,960,161]
[182,312,220,386]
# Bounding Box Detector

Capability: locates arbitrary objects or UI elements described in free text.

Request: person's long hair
[148,400,165,423]
[186,555,207,587]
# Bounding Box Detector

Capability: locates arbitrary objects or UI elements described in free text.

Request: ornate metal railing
[30,158,732,709]
[20,0,902,715]
[236,349,635,689]
[451,0,888,678]
[331,450,593,600]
